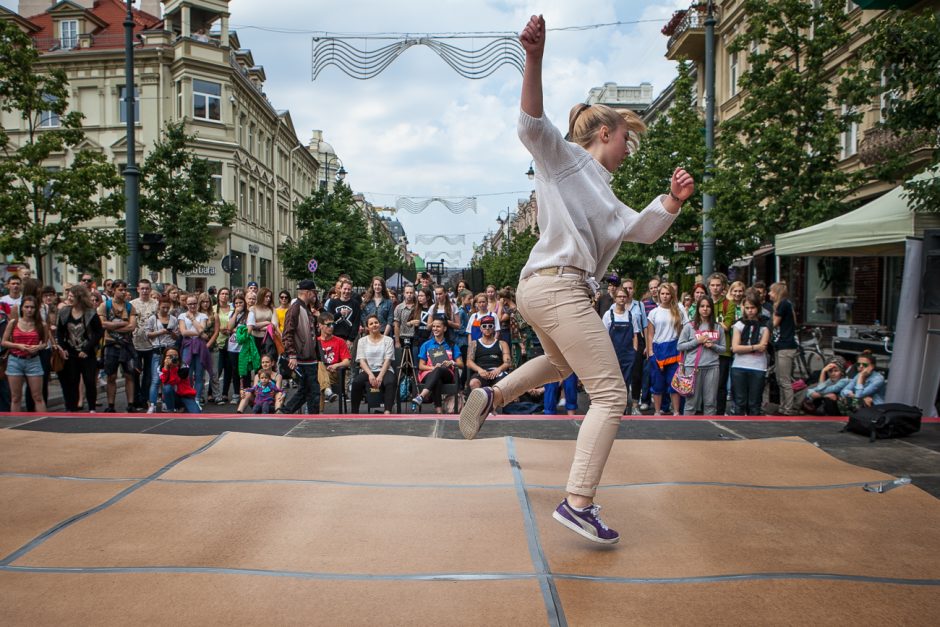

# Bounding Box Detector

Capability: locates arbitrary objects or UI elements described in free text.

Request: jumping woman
[459,14,694,544]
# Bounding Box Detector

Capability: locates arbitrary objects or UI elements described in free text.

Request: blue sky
[3,0,687,264]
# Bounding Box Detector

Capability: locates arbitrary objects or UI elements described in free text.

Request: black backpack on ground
[842,403,922,442]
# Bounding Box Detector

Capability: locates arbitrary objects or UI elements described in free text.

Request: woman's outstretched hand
[671,168,695,202]
[520,14,545,58]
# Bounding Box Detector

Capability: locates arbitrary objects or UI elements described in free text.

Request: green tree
[138,121,236,284]
[610,59,707,280]
[474,227,538,290]
[0,20,124,281]
[710,0,861,262]
[280,181,374,286]
[838,9,940,212]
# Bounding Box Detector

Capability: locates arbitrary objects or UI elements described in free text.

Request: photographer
[158,347,201,413]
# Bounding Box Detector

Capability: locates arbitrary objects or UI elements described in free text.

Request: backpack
[105,299,132,319]
[842,403,922,442]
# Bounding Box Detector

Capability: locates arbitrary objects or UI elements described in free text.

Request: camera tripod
[397,338,420,413]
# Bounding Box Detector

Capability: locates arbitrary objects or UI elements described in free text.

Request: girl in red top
[1,295,50,412]
[158,347,201,413]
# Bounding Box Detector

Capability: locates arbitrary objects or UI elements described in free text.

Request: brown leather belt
[533,266,588,278]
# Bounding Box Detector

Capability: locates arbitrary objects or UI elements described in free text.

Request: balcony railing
[666,4,720,51]
[31,33,139,51]
[858,127,935,166]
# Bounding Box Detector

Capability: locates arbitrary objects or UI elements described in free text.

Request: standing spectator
[455,290,472,374]
[428,284,460,344]
[543,373,579,415]
[497,288,516,347]
[246,281,259,297]
[0,274,23,316]
[770,281,799,415]
[247,287,278,359]
[753,281,774,319]
[417,272,432,292]
[326,279,361,349]
[594,274,619,315]
[0,307,9,411]
[316,311,351,408]
[275,289,291,334]
[56,285,103,412]
[97,280,137,412]
[465,314,511,392]
[838,350,886,413]
[1,295,50,412]
[620,278,648,409]
[165,285,184,318]
[213,287,232,404]
[731,291,771,415]
[282,279,322,414]
[197,293,220,401]
[412,317,463,413]
[646,283,688,416]
[351,314,395,413]
[465,292,499,343]
[677,296,725,415]
[178,294,211,404]
[407,287,433,367]
[484,284,501,317]
[686,283,707,319]
[102,279,115,301]
[708,272,735,416]
[131,279,158,410]
[224,293,251,402]
[158,347,201,413]
[37,285,59,405]
[393,284,416,349]
[362,276,394,336]
[602,287,640,413]
[144,297,179,413]
[638,276,661,410]
[728,281,746,321]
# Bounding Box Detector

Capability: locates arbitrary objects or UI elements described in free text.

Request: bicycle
[794,325,827,381]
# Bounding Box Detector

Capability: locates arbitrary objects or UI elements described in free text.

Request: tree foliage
[838,8,940,212]
[280,181,404,287]
[709,0,861,262]
[0,20,124,280]
[610,59,706,281]
[138,121,236,283]
[473,227,538,290]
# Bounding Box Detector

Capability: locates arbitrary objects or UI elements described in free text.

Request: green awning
[853,0,920,9]
[775,171,940,257]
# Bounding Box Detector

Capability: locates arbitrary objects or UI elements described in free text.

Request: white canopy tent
[775,172,940,257]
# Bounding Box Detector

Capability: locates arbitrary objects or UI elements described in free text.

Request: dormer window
[60,20,78,49]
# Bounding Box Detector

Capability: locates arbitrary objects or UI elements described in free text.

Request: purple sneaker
[459,387,494,440]
[552,499,620,544]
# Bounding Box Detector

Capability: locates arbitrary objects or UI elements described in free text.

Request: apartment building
[0,0,320,291]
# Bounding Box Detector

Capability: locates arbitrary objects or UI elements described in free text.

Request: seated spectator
[317,311,352,409]
[350,314,396,413]
[412,318,463,414]
[803,358,849,416]
[466,314,511,392]
[237,354,285,414]
[839,350,885,414]
[246,370,283,414]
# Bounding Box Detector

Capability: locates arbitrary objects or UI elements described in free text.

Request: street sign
[307,258,318,274]
[673,242,700,252]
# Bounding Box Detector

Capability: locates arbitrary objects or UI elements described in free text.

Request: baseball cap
[297,279,317,291]
[605,273,620,286]
[480,314,496,325]
[247,281,259,288]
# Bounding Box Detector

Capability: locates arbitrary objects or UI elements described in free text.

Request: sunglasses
[480,323,495,329]
[323,322,335,327]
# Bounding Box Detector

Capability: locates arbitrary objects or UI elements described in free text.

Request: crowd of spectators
[0,263,885,416]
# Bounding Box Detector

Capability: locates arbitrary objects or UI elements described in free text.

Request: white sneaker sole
[459,388,491,440]
[552,510,620,545]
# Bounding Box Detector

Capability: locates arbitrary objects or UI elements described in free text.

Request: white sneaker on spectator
[147,403,156,414]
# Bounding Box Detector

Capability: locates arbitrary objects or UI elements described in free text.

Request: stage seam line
[138,419,175,434]
[158,478,513,489]
[554,572,940,587]
[506,436,567,627]
[0,432,230,566]
[896,438,940,457]
[528,479,902,491]
[710,420,746,440]
[282,420,307,438]
[0,472,139,483]
[3,565,937,587]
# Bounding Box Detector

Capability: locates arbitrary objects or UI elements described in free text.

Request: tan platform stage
[1,429,938,625]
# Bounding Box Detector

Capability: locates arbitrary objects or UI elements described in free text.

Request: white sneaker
[147,403,156,414]
[639,403,650,411]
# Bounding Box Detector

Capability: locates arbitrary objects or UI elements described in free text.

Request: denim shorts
[7,354,44,377]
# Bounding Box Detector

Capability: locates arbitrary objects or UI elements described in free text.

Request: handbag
[50,348,65,373]
[672,345,704,398]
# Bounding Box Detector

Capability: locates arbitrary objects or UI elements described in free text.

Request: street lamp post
[123,0,140,296]
[320,155,347,190]
[702,0,717,276]
[525,159,535,180]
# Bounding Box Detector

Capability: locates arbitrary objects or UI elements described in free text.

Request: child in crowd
[158,347,201,413]
[246,370,283,414]
[237,353,284,414]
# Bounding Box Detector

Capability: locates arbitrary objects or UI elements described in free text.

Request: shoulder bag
[672,343,704,398]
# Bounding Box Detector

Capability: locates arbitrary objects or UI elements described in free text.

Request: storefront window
[804,256,855,324]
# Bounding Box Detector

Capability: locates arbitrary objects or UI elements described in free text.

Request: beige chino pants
[494,273,627,497]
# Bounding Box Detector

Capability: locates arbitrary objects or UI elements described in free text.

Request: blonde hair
[567,103,646,150]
